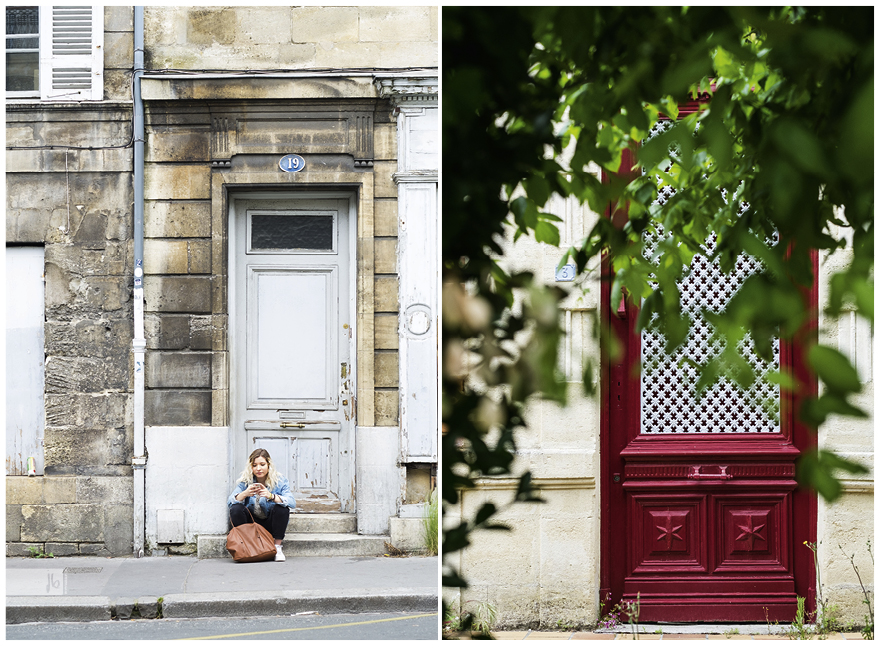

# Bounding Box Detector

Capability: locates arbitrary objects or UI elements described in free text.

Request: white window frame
[5,5,103,101]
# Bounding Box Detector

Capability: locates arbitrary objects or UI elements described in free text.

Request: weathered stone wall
[144,6,438,70]
[7,476,133,557]
[5,7,136,558]
[104,6,135,101]
[817,227,875,620]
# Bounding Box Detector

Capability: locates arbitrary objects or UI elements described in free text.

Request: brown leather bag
[226,505,277,562]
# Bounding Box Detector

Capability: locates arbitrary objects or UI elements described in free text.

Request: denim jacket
[227,475,296,513]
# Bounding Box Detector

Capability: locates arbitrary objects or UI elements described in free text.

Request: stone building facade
[446,191,874,626]
[7,6,438,558]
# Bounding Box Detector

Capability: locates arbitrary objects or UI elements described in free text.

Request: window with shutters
[5,5,102,101]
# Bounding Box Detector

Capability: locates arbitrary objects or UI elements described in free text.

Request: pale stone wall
[144,6,438,70]
[817,229,875,622]
[448,190,604,628]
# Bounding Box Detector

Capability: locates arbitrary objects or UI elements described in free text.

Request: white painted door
[6,247,45,475]
[230,193,355,512]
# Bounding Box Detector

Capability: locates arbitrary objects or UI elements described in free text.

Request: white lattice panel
[640,232,781,433]
[639,120,780,433]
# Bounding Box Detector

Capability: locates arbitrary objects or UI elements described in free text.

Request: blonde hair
[238,448,280,490]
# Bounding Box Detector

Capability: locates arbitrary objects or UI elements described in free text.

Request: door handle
[280,422,305,429]
[688,465,731,480]
[616,289,627,318]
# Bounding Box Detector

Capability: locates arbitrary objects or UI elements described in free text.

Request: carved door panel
[600,148,817,622]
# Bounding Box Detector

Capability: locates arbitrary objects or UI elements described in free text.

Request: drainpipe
[132,5,146,558]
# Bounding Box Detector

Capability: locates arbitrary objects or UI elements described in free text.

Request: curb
[7,596,112,624]
[161,589,437,619]
[7,590,437,625]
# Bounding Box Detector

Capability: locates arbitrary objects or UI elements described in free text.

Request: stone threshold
[487,625,867,640]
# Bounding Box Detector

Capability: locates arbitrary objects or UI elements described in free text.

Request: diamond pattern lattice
[640,230,781,433]
[639,122,780,433]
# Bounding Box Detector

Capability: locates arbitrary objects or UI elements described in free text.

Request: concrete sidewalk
[491,629,867,640]
[6,554,439,625]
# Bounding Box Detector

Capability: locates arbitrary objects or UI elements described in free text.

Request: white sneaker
[274,545,285,562]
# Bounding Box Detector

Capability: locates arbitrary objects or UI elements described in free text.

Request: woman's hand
[238,484,258,501]
[258,486,273,500]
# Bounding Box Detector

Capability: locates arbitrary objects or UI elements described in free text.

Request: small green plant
[723,627,740,638]
[421,488,438,556]
[597,594,628,629]
[442,596,497,639]
[443,597,463,637]
[28,546,54,559]
[803,540,853,638]
[839,540,874,640]
[468,600,498,638]
[653,627,663,635]
[623,593,641,640]
[784,596,813,640]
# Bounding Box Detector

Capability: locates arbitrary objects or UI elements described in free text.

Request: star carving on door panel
[735,514,767,551]
[655,513,684,551]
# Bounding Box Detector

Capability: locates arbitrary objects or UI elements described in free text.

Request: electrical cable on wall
[61,149,70,234]
[5,66,436,151]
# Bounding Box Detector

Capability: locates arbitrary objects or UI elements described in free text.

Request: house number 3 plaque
[279,154,305,172]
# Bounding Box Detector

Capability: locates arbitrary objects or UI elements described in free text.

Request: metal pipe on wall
[132,5,146,558]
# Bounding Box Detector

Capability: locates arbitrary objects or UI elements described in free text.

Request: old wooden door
[600,147,817,622]
[231,192,356,513]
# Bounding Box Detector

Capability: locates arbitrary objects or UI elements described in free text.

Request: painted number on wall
[279,154,305,172]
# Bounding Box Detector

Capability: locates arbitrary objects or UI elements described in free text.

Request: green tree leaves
[443,5,873,596]
[796,449,869,502]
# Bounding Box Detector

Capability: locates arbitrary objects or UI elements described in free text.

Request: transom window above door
[247,211,336,254]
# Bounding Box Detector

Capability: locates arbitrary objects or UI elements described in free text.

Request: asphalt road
[6,611,440,641]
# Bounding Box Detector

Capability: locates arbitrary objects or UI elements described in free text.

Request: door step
[279,533,389,557]
[197,513,387,559]
[197,533,389,559]
[287,513,356,534]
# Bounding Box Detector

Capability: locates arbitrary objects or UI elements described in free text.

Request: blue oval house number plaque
[279,154,305,172]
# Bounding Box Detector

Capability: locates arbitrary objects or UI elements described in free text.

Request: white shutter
[39,5,103,101]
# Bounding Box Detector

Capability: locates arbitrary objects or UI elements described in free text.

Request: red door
[599,141,817,622]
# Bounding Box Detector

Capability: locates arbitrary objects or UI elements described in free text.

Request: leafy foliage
[443,6,873,593]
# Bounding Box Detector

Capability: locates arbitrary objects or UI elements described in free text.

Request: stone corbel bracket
[210,116,233,170]
[352,112,374,168]
[374,75,438,107]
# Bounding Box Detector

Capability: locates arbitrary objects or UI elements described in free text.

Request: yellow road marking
[179,613,436,640]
